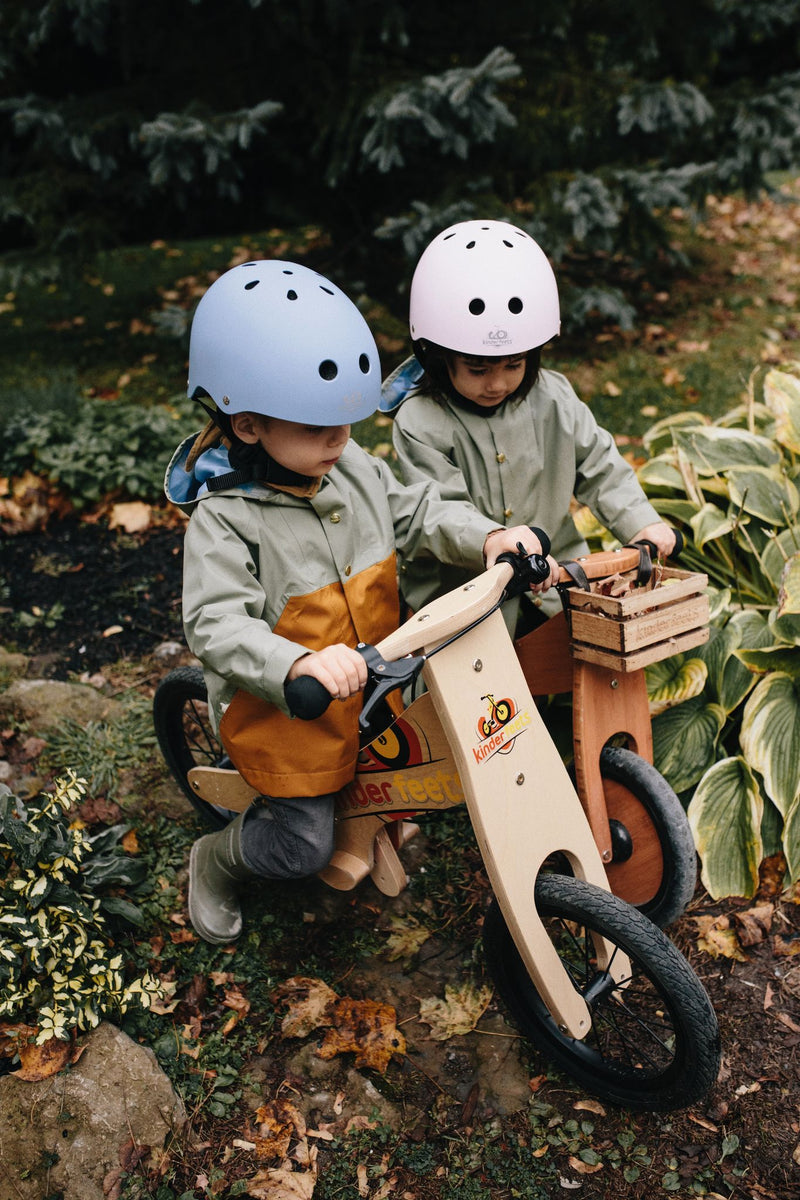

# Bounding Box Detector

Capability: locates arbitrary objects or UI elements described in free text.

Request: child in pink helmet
[383,219,674,635]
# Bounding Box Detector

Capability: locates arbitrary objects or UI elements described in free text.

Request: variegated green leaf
[643,412,709,457]
[739,672,800,816]
[687,757,764,899]
[778,553,800,616]
[674,426,780,473]
[761,528,800,590]
[651,499,704,525]
[783,792,800,882]
[646,655,708,716]
[690,503,735,548]
[637,457,688,491]
[652,695,725,794]
[737,645,800,679]
[706,587,732,622]
[767,607,800,645]
[727,465,800,525]
[764,368,800,454]
[698,609,771,713]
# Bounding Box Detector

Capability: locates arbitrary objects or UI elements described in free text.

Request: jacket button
[330,512,341,523]
[504,507,513,518]
[496,452,506,463]
[344,565,352,576]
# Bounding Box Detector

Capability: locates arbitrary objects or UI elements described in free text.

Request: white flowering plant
[0,773,161,1044]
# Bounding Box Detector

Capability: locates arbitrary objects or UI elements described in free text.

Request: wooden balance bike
[154,543,718,1111]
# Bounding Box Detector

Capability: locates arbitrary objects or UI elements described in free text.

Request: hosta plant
[635,364,800,899]
[0,773,161,1044]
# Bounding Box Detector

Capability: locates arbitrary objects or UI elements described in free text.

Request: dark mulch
[0,516,186,676]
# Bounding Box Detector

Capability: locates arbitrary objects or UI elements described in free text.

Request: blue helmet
[188,260,381,424]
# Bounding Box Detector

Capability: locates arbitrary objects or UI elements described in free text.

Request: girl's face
[232,412,350,476]
[446,353,527,408]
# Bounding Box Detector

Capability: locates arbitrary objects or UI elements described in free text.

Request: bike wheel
[153,666,234,829]
[483,875,720,1111]
[599,746,697,927]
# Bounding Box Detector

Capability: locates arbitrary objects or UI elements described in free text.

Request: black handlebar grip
[672,527,684,557]
[284,675,333,721]
[527,552,551,584]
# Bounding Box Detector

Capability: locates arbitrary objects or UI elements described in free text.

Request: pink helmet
[409,219,560,356]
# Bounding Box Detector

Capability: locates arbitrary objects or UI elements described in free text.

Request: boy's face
[446,353,526,408]
[233,413,350,476]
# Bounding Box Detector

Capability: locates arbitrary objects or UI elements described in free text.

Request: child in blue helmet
[383,220,675,636]
[165,259,556,943]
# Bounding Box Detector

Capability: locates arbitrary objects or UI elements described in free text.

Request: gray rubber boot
[188,810,256,944]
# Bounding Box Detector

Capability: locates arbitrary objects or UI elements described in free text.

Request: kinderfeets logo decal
[483,328,510,347]
[472,693,532,764]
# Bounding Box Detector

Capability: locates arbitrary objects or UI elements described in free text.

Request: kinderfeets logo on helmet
[484,328,510,347]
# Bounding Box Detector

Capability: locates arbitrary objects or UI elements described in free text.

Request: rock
[0,647,28,682]
[0,1022,186,1200]
[0,678,124,734]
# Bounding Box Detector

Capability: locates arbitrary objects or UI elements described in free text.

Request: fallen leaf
[317,996,406,1072]
[772,1011,800,1034]
[383,915,431,961]
[108,501,151,533]
[121,829,139,854]
[773,934,800,958]
[567,1155,603,1175]
[417,982,493,1040]
[573,1099,606,1115]
[603,380,622,396]
[273,977,339,1038]
[528,1074,548,1093]
[357,1163,369,1197]
[13,1032,78,1081]
[692,915,747,961]
[733,903,774,946]
[245,1165,317,1199]
[253,1098,306,1160]
[764,982,774,1011]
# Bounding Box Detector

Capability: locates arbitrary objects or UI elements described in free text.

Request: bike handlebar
[284,530,685,723]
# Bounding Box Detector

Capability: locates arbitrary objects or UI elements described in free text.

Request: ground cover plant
[1,184,800,1197]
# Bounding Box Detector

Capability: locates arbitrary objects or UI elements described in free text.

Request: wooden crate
[567,567,710,671]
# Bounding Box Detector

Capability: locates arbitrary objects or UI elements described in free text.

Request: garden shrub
[0,773,160,1043]
[635,363,800,898]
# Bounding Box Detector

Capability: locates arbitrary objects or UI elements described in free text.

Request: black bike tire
[599,746,697,928]
[483,875,720,1111]
[153,666,232,829]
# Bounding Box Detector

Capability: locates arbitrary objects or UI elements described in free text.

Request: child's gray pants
[239,794,336,880]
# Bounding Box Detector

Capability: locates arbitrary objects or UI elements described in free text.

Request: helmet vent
[320,286,335,295]
[287,290,298,300]
[319,360,338,381]
[359,354,371,374]
[466,241,476,249]
[283,269,293,274]
[503,240,513,248]
[468,298,485,316]
[244,280,259,290]
[508,297,523,314]
[443,233,456,240]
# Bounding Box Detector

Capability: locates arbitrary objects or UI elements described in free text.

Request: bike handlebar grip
[284,676,333,721]
[672,527,684,557]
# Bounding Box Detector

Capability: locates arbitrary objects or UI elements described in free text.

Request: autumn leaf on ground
[272,977,338,1038]
[383,914,431,961]
[245,1162,317,1200]
[251,1099,307,1160]
[691,915,747,961]
[272,977,406,1072]
[732,903,774,946]
[417,982,493,1040]
[12,1031,79,1080]
[108,501,152,533]
[317,996,406,1072]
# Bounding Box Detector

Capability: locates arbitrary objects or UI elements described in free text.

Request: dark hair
[414,341,541,406]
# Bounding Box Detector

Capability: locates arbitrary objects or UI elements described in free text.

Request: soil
[1,519,800,1200]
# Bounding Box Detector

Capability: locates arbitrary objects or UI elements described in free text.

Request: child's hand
[483,525,548,565]
[286,645,368,701]
[632,522,677,557]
